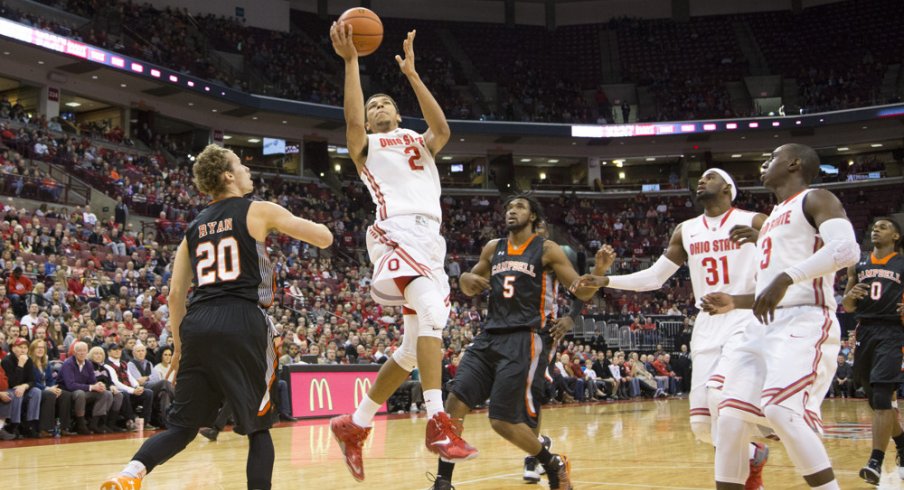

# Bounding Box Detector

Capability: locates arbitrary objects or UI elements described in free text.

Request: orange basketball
[338,7,383,56]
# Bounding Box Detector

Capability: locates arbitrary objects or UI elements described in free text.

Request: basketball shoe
[544,454,572,490]
[860,457,881,485]
[745,442,769,490]
[425,472,455,490]
[330,414,372,481]
[523,435,552,483]
[425,412,478,462]
[99,476,142,490]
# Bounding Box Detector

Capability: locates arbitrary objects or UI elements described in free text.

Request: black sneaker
[199,427,219,441]
[543,454,572,490]
[538,435,551,475]
[425,472,454,490]
[859,457,881,485]
[523,456,541,483]
[0,428,14,441]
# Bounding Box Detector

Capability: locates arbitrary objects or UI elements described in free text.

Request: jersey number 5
[502,275,515,298]
[701,256,730,286]
[405,146,424,171]
[196,237,240,286]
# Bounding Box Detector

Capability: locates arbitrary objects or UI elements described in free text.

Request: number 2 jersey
[853,251,904,325]
[681,207,759,309]
[186,197,276,308]
[486,235,557,331]
[360,128,442,223]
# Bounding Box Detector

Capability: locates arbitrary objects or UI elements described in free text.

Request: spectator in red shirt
[652,354,681,395]
[6,266,32,316]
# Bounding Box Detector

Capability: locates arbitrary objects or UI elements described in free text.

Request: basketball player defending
[328,23,477,480]
[704,144,859,490]
[582,168,770,487]
[101,145,333,490]
[429,195,608,490]
[843,217,904,484]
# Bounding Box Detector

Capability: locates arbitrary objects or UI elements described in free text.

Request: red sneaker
[745,442,769,490]
[330,414,372,481]
[425,412,478,462]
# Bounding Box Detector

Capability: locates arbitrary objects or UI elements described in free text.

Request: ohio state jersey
[681,208,759,308]
[756,189,836,310]
[360,128,442,222]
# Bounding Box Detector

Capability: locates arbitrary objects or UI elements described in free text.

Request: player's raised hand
[395,30,417,77]
[459,272,490,296]
[753,273,793,325]
[844,283,869,303]
[572,274,608,291]
[594,245,617,273]
[700,292,735,314]
[330,21,358,61]
[548,316,575,344]
[729,225,759,245]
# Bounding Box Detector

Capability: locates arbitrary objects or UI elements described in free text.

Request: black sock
[437,460,456,481]
[535,447,553,467]
[893,433,904,450]
[247,430,274,490]
[871,449,885,463]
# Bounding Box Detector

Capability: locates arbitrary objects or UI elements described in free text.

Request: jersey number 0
[196,237,240,286]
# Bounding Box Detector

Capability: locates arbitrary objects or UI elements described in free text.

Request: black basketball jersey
[854,251,904,324]
[185,197,275,308]
[486,235,558,331]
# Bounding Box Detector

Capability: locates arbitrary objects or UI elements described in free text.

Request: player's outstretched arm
[330,22,368,170]
[395,30,450,156]
[249,201,333,249]
[459,240,496,296]
[165,239,192,381]
[602,224,686,291]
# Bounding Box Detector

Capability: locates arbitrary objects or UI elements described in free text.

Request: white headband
[703,168,737,202]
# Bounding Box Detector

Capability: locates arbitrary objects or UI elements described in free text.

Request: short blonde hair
[192,144,232,197]
[88,346,106,362]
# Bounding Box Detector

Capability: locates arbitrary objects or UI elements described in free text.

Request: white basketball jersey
[360,128,442,222]
[681,208,759,308]
[756,189,835,310]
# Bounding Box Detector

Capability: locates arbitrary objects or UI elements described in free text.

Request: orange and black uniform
[450,235,552,427]
[166,197,278,435]
[852,251,904,388]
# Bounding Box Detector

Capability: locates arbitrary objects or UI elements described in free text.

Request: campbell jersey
[756,189,836,310]
[360,128,442,222]
[186,197,276,308]
[486,235,557,331]
[853,252,904,324]
[680,208,759,308]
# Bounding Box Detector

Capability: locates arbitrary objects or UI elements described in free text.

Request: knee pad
[870,383,895,410]
[392,313,419,372]
[410,292,449,340]
[691,420,713,445]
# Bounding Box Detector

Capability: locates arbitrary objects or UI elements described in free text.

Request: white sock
[749,442,758,460]
[352,394,381,428]
[0,420,5,430]
[122,460,147,479]
[812,481,840,490]
[424,389,444,418]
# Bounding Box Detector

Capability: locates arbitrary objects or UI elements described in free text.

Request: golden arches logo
[309,378,333,411]
[354,378,373,408]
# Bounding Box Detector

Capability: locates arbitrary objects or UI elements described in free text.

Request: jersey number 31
[196,237,240,286]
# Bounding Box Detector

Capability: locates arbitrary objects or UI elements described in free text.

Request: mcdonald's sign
[354,377,373,408]
[309,378,333,411]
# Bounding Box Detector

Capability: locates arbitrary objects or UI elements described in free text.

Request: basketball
[338,7,383,56]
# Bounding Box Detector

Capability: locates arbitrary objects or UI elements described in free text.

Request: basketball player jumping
[584,168,770,487]
[101,145,333,490]
[703,143,859,490]
[843,217,904,485]
[328,22,477,481]
[429,195,609,490]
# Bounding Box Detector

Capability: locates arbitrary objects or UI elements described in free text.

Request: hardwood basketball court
[2,398,897,489]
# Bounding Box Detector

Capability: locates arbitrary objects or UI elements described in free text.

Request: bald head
[782,143,820,183]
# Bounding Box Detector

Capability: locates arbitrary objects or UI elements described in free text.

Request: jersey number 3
[196,237,240,286]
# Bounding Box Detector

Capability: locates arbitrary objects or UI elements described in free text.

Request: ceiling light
[334,164,341,172]
[2,51,9,55]
[601,161,608,166]
[441,156,452,161]
[761,153,771,157]
[37,60,44,64]
[120,83,127,88]
[520,158,531,163]
[281,120,287,124]
[91,75,98,79]
[248,138,261,143]
[328,146,336,153]
[211,109,217,113]
[618,171,626,180]
[848,160,855,166]
[731,154,742,158]
[837,147,849,151]
[187,102,194,106]
[548,159,559,164]
[460,138,465,142]
[539,172,547,180]
[614,159,624,167]
[64,102,81,108]
[645,157,656,161]
[222,135,232,140]
[251,116,258,120]
[870,143,883,148]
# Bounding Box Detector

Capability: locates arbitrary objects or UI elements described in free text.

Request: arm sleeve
[784,218,859,284]
[606,255,682,292]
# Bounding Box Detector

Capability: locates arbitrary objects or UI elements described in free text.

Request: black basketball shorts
[449,329,544,428]
[853,323,904,387]
[166,298,278,435]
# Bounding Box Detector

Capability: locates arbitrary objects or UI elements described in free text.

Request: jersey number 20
[196,237,240,286]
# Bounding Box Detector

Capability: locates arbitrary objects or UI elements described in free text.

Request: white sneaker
[523,456,541,483]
